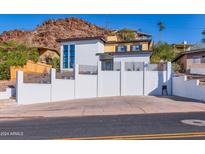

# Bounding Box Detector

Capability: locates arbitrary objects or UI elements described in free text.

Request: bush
[0,64,10,80]
[0,41,39,80]
[172,63,182,73]
[51,57,60,71]
[151,42,175,63]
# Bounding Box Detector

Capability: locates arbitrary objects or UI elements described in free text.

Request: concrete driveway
[0,96,205,118]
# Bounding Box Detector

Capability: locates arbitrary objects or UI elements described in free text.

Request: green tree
[116,28,136,41]
[151,42,175,63]
[0,41,39,80]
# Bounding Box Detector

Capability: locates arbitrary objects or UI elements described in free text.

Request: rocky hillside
[0,17,111,50]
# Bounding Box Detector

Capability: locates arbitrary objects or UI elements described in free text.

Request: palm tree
[201,30,205,43]
[157,22,165,41]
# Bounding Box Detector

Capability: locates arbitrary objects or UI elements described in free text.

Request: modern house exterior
[57,31,153,71]
[172,48,205,74]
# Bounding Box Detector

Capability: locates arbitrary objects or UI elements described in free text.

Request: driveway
[0,96,205,118]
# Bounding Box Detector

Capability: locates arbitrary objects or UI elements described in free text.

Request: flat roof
[106,39,152,44]
[96,51,152,56]
[56,36,106,43]
[56,36,152,44]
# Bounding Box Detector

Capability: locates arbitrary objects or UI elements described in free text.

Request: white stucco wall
[16,62,172,104]
[0,88,15,100]
[122,71,144,96]
[51,79,75,102]
[173,76,205,101]
[190,68,205,75]
[75,74,97,99]
[60,40,104,70]
[16,71,51,104]
[144,71,167,95]
[98,71,121,97]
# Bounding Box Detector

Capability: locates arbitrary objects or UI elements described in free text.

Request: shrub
[51,57,60,71]
[0,41,39,80]
[172,63,182,73]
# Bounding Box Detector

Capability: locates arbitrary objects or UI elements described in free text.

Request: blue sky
[0,14,205,44]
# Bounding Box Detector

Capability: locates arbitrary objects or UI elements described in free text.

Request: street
[0,112,205,139]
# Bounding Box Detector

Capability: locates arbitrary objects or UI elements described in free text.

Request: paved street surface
[0,112,205,139]
[0,96,205,140]
[0,96,205,118]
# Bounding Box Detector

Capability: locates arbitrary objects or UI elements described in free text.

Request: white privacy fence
[173,75,205,101]
[16,62,172,104]
[0,88,15,100]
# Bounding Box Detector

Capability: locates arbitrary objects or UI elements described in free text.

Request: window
[132,44,142,51]
[63,45,68,68]
[70,45,75,68]
[192,56,201,64]
[62,44,75,69]
[116,46,127,52]
[102,60,113,70]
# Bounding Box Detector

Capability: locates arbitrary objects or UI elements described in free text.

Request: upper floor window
[62,44,75,69]
[116,46,127,52]
[131,44,142,51]
[63,45,68,69]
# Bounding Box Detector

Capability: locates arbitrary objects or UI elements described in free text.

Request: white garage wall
[173,76,205,101]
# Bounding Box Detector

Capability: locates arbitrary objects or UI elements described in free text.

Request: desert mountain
[0,17,111,50]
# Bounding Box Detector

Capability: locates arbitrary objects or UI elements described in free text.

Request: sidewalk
[0,96,205,119]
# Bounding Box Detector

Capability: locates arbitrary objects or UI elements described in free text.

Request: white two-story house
[57,34,153,71]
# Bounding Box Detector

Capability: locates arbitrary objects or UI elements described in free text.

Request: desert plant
[51,57,60,71]
[0,41,39,80]
[151,42,175,63]
[116,28,136,41]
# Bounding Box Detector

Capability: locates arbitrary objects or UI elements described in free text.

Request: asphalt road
[0,112,205,140]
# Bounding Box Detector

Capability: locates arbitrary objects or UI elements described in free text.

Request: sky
[0,14,205,44]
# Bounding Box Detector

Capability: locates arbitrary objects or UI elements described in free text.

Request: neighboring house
[172,41,192,54]
[172,48,205,74]
[10,60,52,80]
[37,47,60,64]
[57,33,153,71]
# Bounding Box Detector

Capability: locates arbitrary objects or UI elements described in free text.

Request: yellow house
[104,33,153,53]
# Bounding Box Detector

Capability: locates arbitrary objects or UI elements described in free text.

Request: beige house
[172,48,205,73]
[37,47,60,64]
